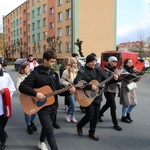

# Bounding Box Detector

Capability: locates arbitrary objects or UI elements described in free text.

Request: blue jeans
[24,113,36,126]
[67,94,76,117]
[122,105,136,117]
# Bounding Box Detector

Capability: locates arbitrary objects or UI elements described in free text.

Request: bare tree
[32,41,39,60]
[16,39,24,58]
[47,36,61,52]
[74,38,84,57]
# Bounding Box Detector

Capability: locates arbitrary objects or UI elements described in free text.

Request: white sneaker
[71,116,77,123]
[65,114,71,122]
[38,141,48,150]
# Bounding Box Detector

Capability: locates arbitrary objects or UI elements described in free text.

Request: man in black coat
[74,54,103,141]
[19,50,75,150]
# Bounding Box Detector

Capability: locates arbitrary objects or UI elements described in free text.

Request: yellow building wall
[79,0,116,58]
[56,0,71,59]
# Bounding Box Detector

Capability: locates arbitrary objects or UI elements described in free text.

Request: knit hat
[86,54,96,63]
[108,56,118,62]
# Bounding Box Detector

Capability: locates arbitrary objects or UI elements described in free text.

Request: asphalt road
[4,66,150,150]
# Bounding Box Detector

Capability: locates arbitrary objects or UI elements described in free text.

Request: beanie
[86,54,96,63]
[108,56,118,62]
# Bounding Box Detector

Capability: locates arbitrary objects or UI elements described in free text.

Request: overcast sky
[0,0,150,44]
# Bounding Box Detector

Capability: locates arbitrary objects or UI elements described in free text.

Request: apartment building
[0,33,4,56]
[3,0,116,60]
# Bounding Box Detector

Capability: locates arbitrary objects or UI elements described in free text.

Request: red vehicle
[101,51,145,71]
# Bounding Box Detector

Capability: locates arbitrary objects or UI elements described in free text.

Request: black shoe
[53,122,60,129]
[27,125,33,134]
[126,113,133,122]
[99,116,103,122]
[121,116,132,123]
[0,141,6,150]
[77,124,83,136]
[30,122,37,131]
[89,133,99,141]
[114,125,122,131]
[4,131,8,139]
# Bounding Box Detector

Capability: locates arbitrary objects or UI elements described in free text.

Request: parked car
[0,56,7,68]
[143,58,150,70]
[78,57,86,66]
[14,58,27,71]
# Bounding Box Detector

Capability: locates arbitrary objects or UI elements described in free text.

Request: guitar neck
[45,84,79,98]
[97,74,114,88]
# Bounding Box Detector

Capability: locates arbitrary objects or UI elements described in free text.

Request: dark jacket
[19,65,70,110]
[74,66,103,104]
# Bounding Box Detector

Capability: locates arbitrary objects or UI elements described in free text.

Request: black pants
[99,92,118,125]
[0,115,9,143]
[38,109,58,150]
[77,103,100,134]
[64,96,70,107]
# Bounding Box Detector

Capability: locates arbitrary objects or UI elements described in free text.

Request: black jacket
[74,66,103,104]
[19,65,70,110]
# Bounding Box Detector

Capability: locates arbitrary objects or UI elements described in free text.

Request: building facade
[3,0,116,60]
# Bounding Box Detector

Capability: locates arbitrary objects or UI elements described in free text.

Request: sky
[0,0,150,44]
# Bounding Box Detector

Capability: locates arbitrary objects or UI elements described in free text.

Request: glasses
[112,61,117,63]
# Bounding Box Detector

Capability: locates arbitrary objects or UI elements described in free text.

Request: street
[4,66,150,150]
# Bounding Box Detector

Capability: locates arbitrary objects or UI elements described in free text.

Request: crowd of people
[0,51,143,150]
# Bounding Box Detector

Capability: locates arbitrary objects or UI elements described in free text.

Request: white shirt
[0,72,16,115]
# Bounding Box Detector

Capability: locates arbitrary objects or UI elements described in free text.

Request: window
[32,0,35,6]
[66,43,71,52]
[23,20,26,26]
[66,25,71,35]
[28,36,30,43]
[32,34,35,43]
[20,28,22,34]
[58,0,62,6]
[37,7,41,16]
[28,24,30,32]
[66,9,71,19]
[50,22,54,29]
[17,29,19,36]
[23,9,26,15]
[50,7,54,14]
[32,10,35,18]
[37,20,41,28]
[58,28,62,37]
[32,23,35,30]
[20,18,22,24]
[43,4,47,12]
[58,12,62,22]
[27,1,30,8]
[43,32,47,40]
[58,44,62,52]
[24,31,26,37]
[28,13,30,20]
[16,19,18,26]
[38,46,41,54]
[43,18,47,26]
[37,33,41,41]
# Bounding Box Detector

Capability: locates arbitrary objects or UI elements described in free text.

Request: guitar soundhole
[90,92,97,98]
[36,99,47,107]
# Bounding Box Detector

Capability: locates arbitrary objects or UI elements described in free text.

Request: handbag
[126,82,137,91]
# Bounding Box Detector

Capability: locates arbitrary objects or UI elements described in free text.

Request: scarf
[2,88,12,117]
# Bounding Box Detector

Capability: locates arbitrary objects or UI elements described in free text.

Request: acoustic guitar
[20,81,86,115]
[74,69,122,107]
